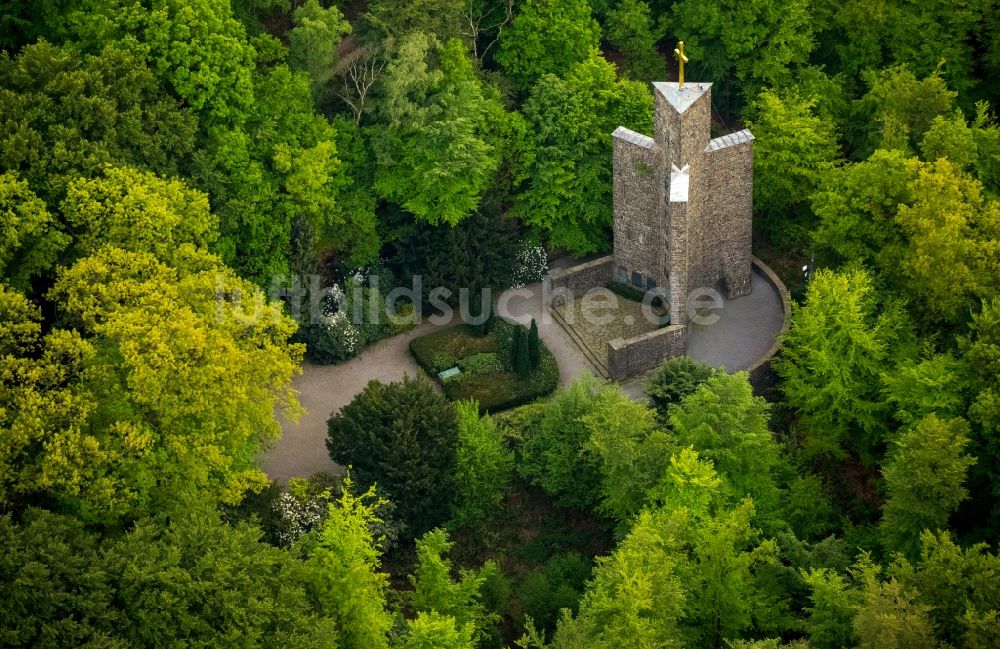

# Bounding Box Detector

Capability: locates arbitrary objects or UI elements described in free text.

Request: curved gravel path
[260,281,600,483]
[261,266,786,483]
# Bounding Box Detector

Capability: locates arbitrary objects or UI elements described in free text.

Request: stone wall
[547,255,614,307]
[745,257,791,398]
[607,324,687,381]
[667,199,688,326]
[678,130,754,300]
[706,132,754,298]
[612,128,665,285]
[653,82,712,167]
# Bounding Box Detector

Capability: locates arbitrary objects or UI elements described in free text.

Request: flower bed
[410,319,559,413]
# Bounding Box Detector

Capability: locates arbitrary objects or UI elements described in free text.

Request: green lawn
[409,319,559,413]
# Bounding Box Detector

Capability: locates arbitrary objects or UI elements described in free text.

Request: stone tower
[612,81,753,327]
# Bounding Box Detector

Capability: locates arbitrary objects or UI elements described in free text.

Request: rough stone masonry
[612,81,754,330]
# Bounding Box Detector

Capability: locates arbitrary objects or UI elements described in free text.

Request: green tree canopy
[668,373,787,522]
[288,0,351,88]
[372,33,500,226]
[326,376,459,535]
[879,415,976,558]
[452,400,515,527]
[604,0,665,81]
[0,40,198,203]
[408,528,496,641]
[582,391,673,527]
[0,505,338,648]
[74,0,257,127]
[0,171,68,290]
[745,89,841,246]
[774,268,902,463]
[0,247,302,523]
[60,165,217,262]
[516,53,652,254]
[496,0,600,87]
[516,373,617,509]
[670,0,815,109]
[301,480,394,649]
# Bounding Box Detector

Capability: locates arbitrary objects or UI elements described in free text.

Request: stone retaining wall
[607,324,687,381]
[547,255,614,307]
[746,256,792,397]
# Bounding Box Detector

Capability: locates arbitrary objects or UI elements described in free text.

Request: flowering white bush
[299,283,360,363]
[273,491,329,546]
[511,242,548,288]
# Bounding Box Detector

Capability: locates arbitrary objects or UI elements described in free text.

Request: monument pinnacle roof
[652,81,712,115]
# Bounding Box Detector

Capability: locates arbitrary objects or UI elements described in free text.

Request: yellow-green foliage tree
[0,246,302,523]
[0,171,69,291]
[302,480,395,649]
[60,165,218,262]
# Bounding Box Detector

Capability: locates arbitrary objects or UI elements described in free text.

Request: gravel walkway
[260,281,601,483]
[260,268,785,483]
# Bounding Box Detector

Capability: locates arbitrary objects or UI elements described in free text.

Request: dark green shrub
[647,356,719,417]
[517,553,592,633]
[528,319,540,371]
[458,353,501,375]
[432,352,458,372]
[392,211,520,306]
[326,376,458,537]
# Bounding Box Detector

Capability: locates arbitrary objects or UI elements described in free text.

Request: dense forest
[2,0,1000,647]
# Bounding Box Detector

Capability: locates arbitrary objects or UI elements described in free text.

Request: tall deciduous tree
[852,558,937,649]
[372,33,500,226]
[326,376,458,535]
[303,480,394,649]
[0,41,198,203]
[0,171,68,290]
[745,89,840,246]
[0,247,302,522]
[550,508,686,648]
[604,0,665,81]
[408,528,496,641]
[0,505,339,648]
[668,372,786,525]
[288,0,351,88]
[365,0,466,41]
[775,268,902,463]
[452,400,514,527]
[812,149,919,273]
[74,0,257,127]
[858,66,957,157]
[60,165,217,262]
[516,53,652,254]
[895,158,1000,325]
[670,0,815,109]
[880,415,975,558]
[582,391,672,527]
[495,0,599,88]
[901,530,1000,647]
[882,353,970,428]
[516,373,616,509]
[959,298,1000,533]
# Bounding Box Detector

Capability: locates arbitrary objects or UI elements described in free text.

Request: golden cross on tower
[674,41,689,88]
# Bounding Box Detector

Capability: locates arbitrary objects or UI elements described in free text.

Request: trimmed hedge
[409,320,559,413]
